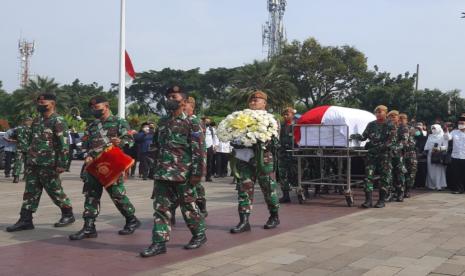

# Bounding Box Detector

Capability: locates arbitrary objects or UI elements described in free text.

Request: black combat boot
[140,242,167,258]
[230,213,251,234]
[170,206,176,226]
[12,176,19,183]
[360,191,373,208]
[69,218,97,240]
[6,209,34,232]
[196,199,208,218]
[404,186,410,198]
[396,188,404,202]
[54,208,75,227]
[279,190,291,203]
[374,189,386,208]
[184,234,207,250]
[264,211,280,229]
[118,215,141,235]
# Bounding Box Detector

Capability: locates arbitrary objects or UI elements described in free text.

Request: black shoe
[279,191,291,203]
[6,209,34,232]
[205,178,212,182]
[140,243,167,258]
[12,176,19,183]
[69,218,97,240]
[118,216,141,235]
[196,199,208,218]
[54,208,75,227]
[171,207,176,226]
[452,191,464,194]
[230,213,251,234]
[264,212,280,229]
[396,189,404,202]
[360,191,373,208]
[374,189,386,208]
[184,234,207,250]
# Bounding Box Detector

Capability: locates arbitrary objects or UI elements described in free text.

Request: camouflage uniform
[151,112,206,243]
[357,120,396,193]
[391,125,409,195]
[403,126,418,192]
[278,121,297,192]
[13,125,32,178]
[81,115,136,219]
[234,114,280,215]
[22,113,72,212]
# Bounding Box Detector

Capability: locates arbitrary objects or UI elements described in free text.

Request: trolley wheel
[345,195,354,207]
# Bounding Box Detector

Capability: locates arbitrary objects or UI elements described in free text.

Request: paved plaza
[1,161,465,276]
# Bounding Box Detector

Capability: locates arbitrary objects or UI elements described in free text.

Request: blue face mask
[415,131,421,136]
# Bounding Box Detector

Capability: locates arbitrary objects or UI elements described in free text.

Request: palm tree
[229,60,297,113]
[15,76,70,115]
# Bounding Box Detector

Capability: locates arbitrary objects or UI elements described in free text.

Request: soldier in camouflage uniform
[278,107,298,203]
[69,96,140,240]
[230,91,280,234]
[12,117,33,183]
[140,86,207,258]
[7,93,75,232]
[387,110,408,202]
[399,113,417,198]
[351,105,396,208]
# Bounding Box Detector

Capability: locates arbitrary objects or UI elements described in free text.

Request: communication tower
[18,39,35,87]
[262,0,287,59]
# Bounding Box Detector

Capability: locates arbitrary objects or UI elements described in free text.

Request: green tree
[278,38,368,109]
[229,60,297,112]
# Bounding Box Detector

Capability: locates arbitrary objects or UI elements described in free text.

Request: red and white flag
[125,50,136,86]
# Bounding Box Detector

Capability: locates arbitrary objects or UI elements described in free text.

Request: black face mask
[37,105,49,113]
[92,109,105,118]
[165,99,181,111]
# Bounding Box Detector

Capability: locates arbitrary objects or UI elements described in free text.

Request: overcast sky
[1,0,464,95]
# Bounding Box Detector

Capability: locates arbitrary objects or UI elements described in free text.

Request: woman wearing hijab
[424,124,448,190]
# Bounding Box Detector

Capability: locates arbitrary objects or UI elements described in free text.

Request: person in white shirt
[424,124,448,191]
[203,118,218,182]
[445,116,465,194]
[215,140,231,178]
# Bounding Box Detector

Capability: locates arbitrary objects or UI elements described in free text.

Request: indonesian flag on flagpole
[125,50,136,86]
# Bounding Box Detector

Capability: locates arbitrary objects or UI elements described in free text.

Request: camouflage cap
[374,105,388,112]
[248,90,268,102]
[37,93,56,101]
[387,110,399,117]
[88,95,108,107]
[165,85,186,96]
[186,96,196,107]
[282,107,296,115]
[399,113,408,120]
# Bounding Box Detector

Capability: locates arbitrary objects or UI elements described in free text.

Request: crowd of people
[1,87,465,259]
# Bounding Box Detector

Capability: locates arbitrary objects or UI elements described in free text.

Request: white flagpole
[118,0,126,118]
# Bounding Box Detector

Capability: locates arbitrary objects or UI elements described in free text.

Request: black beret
[165,85,185,96]
[88,95,109,107]
[458,116,465,122]
[37,93,56,101]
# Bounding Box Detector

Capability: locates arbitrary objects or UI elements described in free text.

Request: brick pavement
[1,161,465,276]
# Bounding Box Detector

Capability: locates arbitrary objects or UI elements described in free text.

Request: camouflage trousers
[22,166,72,212]
[392,154,406,192]
[82,173,135,219]
[404,151,418,189]
[236,159,280,214]
[152,180,206,243]
[364,152,392,193]
[13,151,26,177]
[277,152,298,192]
[196,182,206,200]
